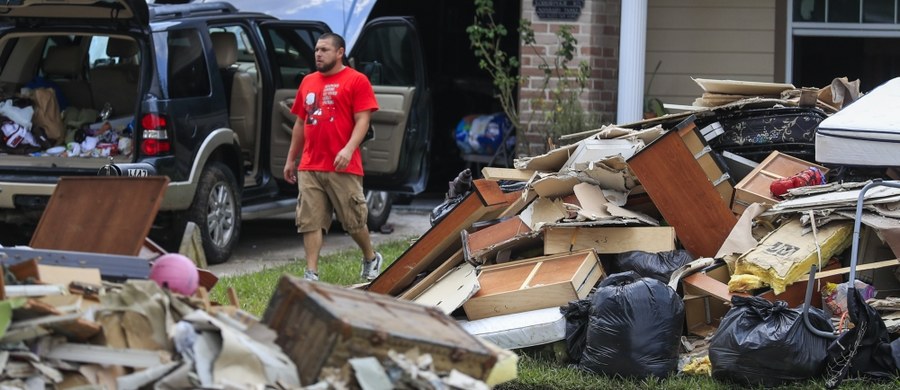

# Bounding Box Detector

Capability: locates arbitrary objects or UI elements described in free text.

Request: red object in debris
[770,167,826,198]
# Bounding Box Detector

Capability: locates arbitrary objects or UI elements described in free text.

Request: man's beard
[317,59,337,73]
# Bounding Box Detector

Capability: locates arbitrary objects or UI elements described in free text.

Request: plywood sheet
[627,131,736,257]
[30,177,169,256]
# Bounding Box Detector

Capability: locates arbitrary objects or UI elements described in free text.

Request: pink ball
[150,253,199,296]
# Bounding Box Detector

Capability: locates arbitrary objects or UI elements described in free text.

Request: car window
[87,35,141,70]
[261,27,320,89]
[88,36,112,68]
[164,29,210,99]
[353,25,415,87]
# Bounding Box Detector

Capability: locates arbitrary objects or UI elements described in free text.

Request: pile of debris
[363,76,900,386]
[0,173,516,389]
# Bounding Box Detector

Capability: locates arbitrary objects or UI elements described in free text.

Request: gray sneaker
[304,269,319,281]
[360,252,383,280]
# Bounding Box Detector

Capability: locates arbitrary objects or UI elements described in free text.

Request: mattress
[457,307,566,350]
[815,77,900,166]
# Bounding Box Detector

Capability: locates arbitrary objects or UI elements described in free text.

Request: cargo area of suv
[0,33,141,166]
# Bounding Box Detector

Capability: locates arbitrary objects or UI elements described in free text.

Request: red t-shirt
[290,67,378,176]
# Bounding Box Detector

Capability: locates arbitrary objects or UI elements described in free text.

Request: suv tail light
[140,113,172,156]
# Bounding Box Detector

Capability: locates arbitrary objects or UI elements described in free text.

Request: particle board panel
[30,177,169,256]
[368,179,510,296]
[627,131,736,258]
[543,226,676,255]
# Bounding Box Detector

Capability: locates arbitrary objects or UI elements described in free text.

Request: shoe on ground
[304,269,319,281]
[360,252,383,281]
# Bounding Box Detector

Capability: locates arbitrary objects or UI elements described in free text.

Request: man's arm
[283,117,305,184]
[333,110,372,171]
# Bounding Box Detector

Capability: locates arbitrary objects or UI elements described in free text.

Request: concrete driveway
[209,198,439,277]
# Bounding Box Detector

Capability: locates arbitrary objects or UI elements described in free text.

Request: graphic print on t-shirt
[304,92,319,125]
[304,83,340,125]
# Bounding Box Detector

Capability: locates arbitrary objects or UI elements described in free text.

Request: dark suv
[0,0,431,263]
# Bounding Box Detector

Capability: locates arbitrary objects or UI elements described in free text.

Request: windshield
[210,0,376,50]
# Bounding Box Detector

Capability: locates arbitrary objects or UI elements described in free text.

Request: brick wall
[519,0,620,151]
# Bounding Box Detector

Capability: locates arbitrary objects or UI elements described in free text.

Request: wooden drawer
[263,276,496,385]
[462,249,604,320]
[732,151,828,214]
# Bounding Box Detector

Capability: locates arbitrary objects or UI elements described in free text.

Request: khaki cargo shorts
[296,170,368,234]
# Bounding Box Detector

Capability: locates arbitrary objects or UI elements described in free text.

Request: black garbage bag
[580,271,684,379]
[824,287,897,389]
[612,249,694,284]
[709,295,833,387]
[561,299,591,364]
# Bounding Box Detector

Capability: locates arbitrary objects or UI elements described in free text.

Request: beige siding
[647,0,777,105]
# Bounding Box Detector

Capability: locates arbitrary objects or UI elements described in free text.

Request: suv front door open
[258,21,328,182]
[351,17,431,195]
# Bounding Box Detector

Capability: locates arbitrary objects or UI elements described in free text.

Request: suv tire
[366,190,393,232]
[189,162,241,264]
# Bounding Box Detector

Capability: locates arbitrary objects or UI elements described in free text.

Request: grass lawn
[209,238,900,390]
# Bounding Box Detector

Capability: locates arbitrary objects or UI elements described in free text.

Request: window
[262,27,320,89]
[353,25,416,87]
[163,29,210,99]
[793,0,898,23]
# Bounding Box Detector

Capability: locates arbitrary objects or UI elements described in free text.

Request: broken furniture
[462,249,604,320]
[368,179,511,296]
[732,151,828,214]
[263,276,498,385]
[628,128,737,258]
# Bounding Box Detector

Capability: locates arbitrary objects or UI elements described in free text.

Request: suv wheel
[366,190,393,231]
[189,162,241,264]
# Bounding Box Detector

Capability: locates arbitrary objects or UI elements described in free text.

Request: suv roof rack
[149,1,237,20]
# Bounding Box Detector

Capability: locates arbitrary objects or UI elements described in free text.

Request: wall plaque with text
[534,0,585,21]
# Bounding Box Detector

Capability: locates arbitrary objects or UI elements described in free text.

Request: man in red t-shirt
[282,33,381,282]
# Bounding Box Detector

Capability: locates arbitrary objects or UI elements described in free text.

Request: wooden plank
[543,226,676,255]
[813,258,900,280]
[628,130,736,257]
[465,217,530,256]
[368,180,510,295]
[481,167,535,182]
[30,177,169,256]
